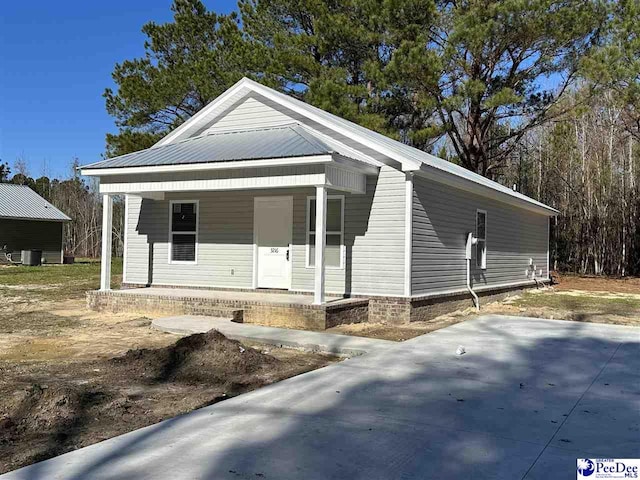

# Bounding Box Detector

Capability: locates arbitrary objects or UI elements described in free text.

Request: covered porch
[82,125,382,310]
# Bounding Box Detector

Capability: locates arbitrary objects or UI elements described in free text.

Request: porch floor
[115,287,347,306]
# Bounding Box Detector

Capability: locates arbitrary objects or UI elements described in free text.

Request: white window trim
[168,200,199,265]
[305,195,345,270]
[476,209,487,270]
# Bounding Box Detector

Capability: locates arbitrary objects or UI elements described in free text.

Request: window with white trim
[306,196,344,268]
[170,201,198,263]
[476,210,487,269]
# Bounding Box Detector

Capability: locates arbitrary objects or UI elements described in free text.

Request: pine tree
[104,0,266,156]
[384,0,607,178]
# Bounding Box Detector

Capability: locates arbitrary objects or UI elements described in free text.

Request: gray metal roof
[82,124,336,170]
[0,184,71,222]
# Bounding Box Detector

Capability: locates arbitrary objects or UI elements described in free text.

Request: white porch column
[100,194,113,291]
[314,185,327,305]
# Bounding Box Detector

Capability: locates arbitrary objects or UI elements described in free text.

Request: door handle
[286,249,290,261]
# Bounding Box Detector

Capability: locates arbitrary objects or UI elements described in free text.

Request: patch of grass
[512,291,640,317]
[0,259,121,285]
[0,259,122,301]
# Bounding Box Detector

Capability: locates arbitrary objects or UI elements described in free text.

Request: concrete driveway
[2,315,638,480]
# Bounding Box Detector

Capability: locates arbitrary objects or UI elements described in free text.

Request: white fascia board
[413,165,559,217]
[81,154,335,177]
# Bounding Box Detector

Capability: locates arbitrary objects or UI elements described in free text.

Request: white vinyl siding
[125,192,254,288]
[124,167,406,296]
[203,95,295,134]
[291,166,406,296]
[411,175,549,296]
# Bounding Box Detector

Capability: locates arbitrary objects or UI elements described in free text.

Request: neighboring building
[81,78,557,325]
[0,184,70,264]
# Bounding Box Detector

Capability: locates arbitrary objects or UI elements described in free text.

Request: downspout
[465,233,480,311]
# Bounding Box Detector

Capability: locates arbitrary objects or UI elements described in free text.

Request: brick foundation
[326,302,370,329]
[409,283,548,322]
[368,297,412,325]
[88,281,544,329]
[88,291,244,322]
[87,290,368,330]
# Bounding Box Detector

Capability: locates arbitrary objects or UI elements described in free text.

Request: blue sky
[0,0,237,179]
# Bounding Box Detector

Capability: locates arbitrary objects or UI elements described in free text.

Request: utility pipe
[465,233,480,311]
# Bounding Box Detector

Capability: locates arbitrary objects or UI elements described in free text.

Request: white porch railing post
[314,185,327,305]
[100,194,113,291]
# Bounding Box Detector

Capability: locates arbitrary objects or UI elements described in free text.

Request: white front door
[254,196,293,289]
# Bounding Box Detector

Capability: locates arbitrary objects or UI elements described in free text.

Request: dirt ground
[1,263,638,472]
[327,311,472,341]
[328,274,640,341]
[551,271,640,294]
[0,263,337,474]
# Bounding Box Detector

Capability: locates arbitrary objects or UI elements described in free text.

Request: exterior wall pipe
[466,232,480,311]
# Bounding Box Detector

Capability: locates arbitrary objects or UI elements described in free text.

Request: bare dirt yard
[0,261,336,474]
[327,273,640,341]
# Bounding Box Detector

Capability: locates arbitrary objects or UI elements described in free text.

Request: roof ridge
[289,125,334,153]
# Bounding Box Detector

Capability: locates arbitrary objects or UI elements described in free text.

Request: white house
[81,78,557,327]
